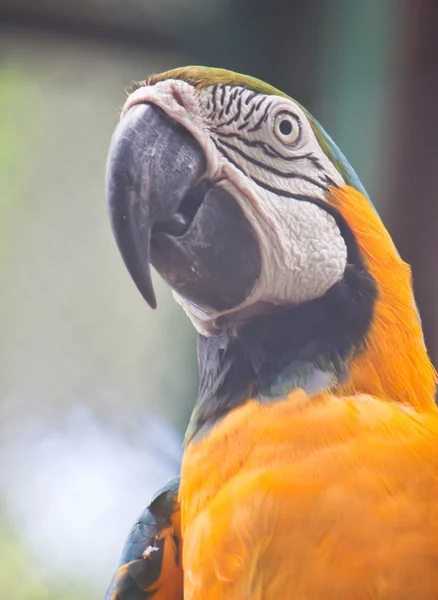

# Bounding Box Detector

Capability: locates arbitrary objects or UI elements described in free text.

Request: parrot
[104,66,438,600]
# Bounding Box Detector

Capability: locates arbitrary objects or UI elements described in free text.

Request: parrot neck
[185,185,436,443]
[186,215,376,442]
[330,185,436,412]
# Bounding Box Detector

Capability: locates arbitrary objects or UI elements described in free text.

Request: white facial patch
[122,80,348,336]
[243,185,347,302]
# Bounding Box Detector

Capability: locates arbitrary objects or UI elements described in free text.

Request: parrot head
[107,66,435,439]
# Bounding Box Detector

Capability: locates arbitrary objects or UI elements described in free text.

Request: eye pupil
[273,112,300,145]
[279,119,293,136]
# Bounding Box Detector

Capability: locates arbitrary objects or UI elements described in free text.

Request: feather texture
[105,478,182,600]
[181,392,438,599]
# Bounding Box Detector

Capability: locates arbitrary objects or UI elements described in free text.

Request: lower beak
[106,102,261,312]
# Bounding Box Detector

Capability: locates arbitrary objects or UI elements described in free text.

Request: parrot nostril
[172,89,185,108]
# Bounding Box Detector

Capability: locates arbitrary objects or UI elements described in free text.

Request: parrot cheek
[150,185,262,313]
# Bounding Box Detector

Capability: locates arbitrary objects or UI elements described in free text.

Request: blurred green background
[1,1,437,598]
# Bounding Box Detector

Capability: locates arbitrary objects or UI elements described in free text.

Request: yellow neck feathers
[330,185,436,411]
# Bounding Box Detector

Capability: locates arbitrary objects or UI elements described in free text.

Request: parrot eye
[273,112,301,145]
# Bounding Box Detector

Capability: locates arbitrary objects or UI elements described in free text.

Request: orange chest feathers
[180,392,438,600]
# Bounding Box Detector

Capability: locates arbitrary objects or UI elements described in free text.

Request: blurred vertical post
[236,0,327,109]
[315,0,399,206]
[183,0,327,111]
[387,0,438,369]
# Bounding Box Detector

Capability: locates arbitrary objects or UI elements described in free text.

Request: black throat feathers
[186,203,378,443]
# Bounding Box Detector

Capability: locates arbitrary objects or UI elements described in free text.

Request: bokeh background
[1,1,437,597]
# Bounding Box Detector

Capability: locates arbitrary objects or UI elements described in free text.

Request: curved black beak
[106,103,206,308]
[106,102,261,312]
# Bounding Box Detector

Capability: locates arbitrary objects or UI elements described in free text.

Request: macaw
[105,67,438,600]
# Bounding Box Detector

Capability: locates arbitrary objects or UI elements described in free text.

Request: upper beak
[106,102,261,312]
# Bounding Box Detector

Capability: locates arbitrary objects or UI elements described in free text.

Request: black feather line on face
[245,91,258,105]
[237,120,250,131]
[213,131,324,169]
[207,84,219,119]
[212,138,246,175]
[255,96,267,111]
[220,85,226,105]
[215,138,327,191]
[243,103,256,122]
[186,207,377,443]
[247,103,271,132]
[225,91,234,115]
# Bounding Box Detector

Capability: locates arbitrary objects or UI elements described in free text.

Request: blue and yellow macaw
[105,67,438,600]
